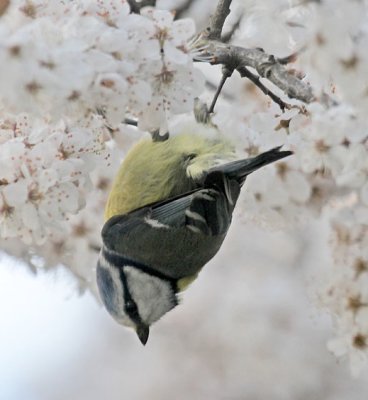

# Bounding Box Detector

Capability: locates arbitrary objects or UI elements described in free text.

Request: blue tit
[97,123,292,344]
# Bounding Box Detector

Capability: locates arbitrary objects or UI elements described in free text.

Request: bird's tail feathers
[214,146,292,184]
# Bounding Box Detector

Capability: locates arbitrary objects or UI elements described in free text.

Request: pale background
[2,217,368,400]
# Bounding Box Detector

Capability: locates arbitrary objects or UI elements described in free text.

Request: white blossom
[0,1,203,130]
[0,112,109,244]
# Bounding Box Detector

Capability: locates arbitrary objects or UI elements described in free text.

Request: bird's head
[96,247,178,345]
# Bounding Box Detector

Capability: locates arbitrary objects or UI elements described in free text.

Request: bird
[96,122,292,345]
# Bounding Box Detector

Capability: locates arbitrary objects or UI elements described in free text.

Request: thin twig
[206,0,233,40]
[190,0,313,107]
[197,42,314,103]
[174,0,196,19]
[237,66,289,111]
[128,0,156,14]
[208,66,233,113]
[205,80,235,102]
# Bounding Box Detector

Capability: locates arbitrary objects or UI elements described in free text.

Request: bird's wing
[101,172,241,279]
[102,191,193,238]
[102,170,240,244]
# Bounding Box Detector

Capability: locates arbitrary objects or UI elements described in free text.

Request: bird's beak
[136,323,150,345]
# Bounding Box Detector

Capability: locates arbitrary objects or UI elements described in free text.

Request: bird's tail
[213,146,292,185]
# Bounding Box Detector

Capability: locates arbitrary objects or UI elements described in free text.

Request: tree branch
[237,66,288,111]
[206,0,232,41]
[208,66,233,113]
[194,41,314,103]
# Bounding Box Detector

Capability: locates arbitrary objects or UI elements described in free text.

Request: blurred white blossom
[315,204,368,376]
[0,0,203,130]
[0,112,108,244]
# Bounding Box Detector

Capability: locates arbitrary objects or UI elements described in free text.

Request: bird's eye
[125,300,138,315]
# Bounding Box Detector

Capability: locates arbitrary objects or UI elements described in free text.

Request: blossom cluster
[0,0,204,131]
[0,112,109,244]
[324,206,368,376]
[212,0,368,374]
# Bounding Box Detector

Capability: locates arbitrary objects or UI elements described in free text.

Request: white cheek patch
[124,267,176,325]
[187,155,235,180]
[97,251,134,328]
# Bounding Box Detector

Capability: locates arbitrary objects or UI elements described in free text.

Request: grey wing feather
[102,184,230,241]
[150,194,194,227]
[101,184,234,279]
[102,191,196,239]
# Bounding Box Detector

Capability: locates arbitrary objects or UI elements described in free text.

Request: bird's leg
[208,65,234,114]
